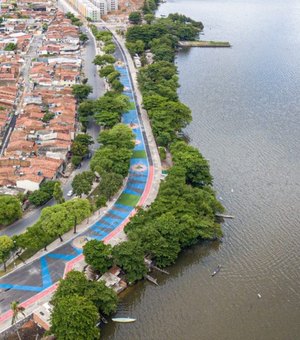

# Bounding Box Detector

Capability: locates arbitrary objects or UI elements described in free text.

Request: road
[0,21,105,237]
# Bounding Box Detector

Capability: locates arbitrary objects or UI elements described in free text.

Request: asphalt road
[0,26,105,237]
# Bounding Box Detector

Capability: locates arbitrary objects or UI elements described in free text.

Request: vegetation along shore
[48,3,225,339]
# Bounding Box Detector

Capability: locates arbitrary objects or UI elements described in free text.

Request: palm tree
[11,301,25,340]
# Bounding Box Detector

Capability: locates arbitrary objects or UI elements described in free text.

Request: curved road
[0,29,157,330]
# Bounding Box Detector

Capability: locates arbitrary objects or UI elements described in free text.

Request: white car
[67,190,73,197]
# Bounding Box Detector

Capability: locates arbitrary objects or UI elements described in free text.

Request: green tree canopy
[0,235,14,271]
[53,182,64,204]
[125,40,145,56]
[50,296,99,340]
[79,33,88,42]
[4,43,17,51]
[72,171,95,197]
[129,11,142,24]
[170,141,213,186]
[90,146,132,177]
[94,110,120,128]
[0,195,22,226]
[93,54,115,66]
[112,240,147,282]
[94,92,130,115]
[99,64,115,78]
[52,270,118,316]
[72,84,92,102]
[144,13,155,24]
[98,124,135,150]
[103,43,115,54]
[83,240,113,274]
[96,172,123,199]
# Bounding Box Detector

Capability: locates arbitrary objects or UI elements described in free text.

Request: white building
[107,0,118,11]
[90,0,108,16]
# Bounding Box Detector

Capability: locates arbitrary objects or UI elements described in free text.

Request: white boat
[112,317,136,323]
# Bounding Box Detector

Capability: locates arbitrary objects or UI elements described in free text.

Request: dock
[179,41,231,48]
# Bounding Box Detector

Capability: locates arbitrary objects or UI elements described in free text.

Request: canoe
[112,317,136,323]
[211,265,222,277]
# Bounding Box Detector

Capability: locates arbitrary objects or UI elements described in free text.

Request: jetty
[145,275,158,285]
[179,41,231,48]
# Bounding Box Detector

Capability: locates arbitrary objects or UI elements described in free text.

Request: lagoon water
[102,1,300,339]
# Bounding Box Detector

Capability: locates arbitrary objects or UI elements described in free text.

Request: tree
[0,195,22,225]
[4,43,17,51]
[0,235,14,272]
[11,301,25,325]
[98,124,135,150]
[129,11,142,24]
[50,296,99,340]
[94,92,130,115]
[11,301,25,340]
[85,280,118,315]
[52,270,117,316]
[170,141,213,186]
[14,222,52,252]
[40,205,71,242]
[74,133,94,148]
[103,43,116,54]
[79,33,88,43]
[51,270,88,306]
[64,198,91,233]
[106,71,120,84]
[94,110,120,128]
[144,13,155,24]
[71,141,88,158]
[90,146,132,177]
[111,79,124,93]
[72,84,92,102]
[112,240,147,282]
[125,40,145,55]
[93,54,115,66]
[83,240,113,274]
[78,100,95,130]
[72,171,95,197]
[99,64,115,78]
[53,182,64,204]
[42,112,55,123]
[71,155,82,168]
[97,172,123,199]
[28,181,57,207]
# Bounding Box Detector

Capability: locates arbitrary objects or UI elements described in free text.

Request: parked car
[67,190,73,197]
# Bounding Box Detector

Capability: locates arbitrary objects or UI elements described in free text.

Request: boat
[211,265,222,277]
[112,317,136,323]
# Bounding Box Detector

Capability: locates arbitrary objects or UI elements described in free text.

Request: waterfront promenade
[0,25,161,332]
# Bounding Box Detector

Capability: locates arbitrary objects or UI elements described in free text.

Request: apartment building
[66,0,118,20]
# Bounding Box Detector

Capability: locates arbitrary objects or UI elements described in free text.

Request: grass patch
[117,193,140,207]
[129,101,136,110]
[132,150,147,159]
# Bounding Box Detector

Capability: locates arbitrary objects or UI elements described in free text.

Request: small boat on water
[112,317,136,323]
[211,265,222,277]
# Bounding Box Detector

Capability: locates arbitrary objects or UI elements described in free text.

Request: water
[102,1,300,339]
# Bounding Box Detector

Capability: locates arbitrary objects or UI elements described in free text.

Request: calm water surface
[102,1,300,339]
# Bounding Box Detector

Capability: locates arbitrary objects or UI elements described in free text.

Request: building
[65,0,118,20]
[90,0,108,16]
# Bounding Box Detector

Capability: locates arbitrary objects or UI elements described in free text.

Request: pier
[179,41,231,48]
